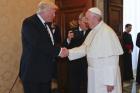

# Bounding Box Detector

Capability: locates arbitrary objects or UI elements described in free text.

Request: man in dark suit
[136,32,140,85]
[63,13,90,93]
[19,1,66,93]
[122,24,134,81]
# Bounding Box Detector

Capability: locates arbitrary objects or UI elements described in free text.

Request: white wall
[123,0,140,74]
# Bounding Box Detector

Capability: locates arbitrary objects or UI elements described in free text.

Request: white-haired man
[19,1,66,93]
[63,13,90,93]
[66,7,123,93]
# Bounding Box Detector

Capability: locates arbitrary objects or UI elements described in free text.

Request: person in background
[122,24,134,81]
[19,1,67,93]
[136,32,140,85]
[63,13,90,93]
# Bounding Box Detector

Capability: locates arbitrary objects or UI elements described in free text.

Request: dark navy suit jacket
[63,27,90,93]
[19,14,61,83]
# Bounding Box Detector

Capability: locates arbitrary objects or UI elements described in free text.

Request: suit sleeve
[62,39,69,47]
[102,56,120,86]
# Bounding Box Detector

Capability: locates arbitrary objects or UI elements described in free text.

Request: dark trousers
[22,81,51,93]
[67,61,87,93]
[123,53,133,81]
[136,60,140,84]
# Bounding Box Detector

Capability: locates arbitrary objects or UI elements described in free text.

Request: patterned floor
[123,80,140,93]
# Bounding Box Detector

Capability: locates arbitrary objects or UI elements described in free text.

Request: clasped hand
[59,47,69,58]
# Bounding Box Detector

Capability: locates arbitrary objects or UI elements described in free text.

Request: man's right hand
[67,30,74,41]
[106,85,114,93]
[59,47,69,58]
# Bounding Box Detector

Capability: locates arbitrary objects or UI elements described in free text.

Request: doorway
[123,0,140,78]
[123,0,140,93]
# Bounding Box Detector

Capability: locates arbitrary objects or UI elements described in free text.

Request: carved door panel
[55,0,94,93]
[104,0,123,38]
[104,0,123,90]
[56,0,94,41]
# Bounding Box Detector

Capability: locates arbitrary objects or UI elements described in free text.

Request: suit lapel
[36,14,55,45]
[30,14,54,45]
[31,14,46,32]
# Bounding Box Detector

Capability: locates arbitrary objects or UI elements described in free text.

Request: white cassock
[68,21,123,93]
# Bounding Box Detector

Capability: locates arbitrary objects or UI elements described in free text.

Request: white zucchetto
[88,7,102,16]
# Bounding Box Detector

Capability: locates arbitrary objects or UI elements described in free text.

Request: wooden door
[104,0,124,91]
[104,0,123,38]
[56,0,94,41]
[55,0,94,93]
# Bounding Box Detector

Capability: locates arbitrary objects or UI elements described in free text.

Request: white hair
[88,7,102,21]
[92,13,102,21]
[37,0,58,13]
[79,12,85,20]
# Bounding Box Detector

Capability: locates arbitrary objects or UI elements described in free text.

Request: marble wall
[0,0,103,93]
[0,0,41,93]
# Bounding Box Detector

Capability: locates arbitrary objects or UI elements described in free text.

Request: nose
[84,20,88,25]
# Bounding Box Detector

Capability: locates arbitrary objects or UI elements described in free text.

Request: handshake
[59,47,69,58]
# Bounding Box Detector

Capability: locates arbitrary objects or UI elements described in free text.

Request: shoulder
[22,14,37,25]
[138,32,140,36]
[73,27,80,33]
[100,24,119,41]
[102,24,115,36]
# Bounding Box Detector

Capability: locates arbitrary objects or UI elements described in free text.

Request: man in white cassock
[68,7,124,93]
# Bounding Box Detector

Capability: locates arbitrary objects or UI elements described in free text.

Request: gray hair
[88,7,102,21]
[37,0,58,13]
[79,12,85,20]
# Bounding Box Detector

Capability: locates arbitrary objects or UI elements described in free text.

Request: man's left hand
[106,85,114,93]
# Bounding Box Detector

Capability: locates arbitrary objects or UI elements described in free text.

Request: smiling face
[85,11,94,29]
[85,11,102,29]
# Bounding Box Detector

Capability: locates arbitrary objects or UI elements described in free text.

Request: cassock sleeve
[68,28,93,61]
[102,56,119,86]
[68,43,87,60]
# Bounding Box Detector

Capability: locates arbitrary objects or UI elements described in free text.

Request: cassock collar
[92,21,104,31]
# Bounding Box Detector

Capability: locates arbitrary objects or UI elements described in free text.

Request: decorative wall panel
[0,0,41,93]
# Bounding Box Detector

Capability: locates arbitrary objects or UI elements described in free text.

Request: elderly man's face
[43,8,56,22]
[78,17,89,30]
[85,11,94,29]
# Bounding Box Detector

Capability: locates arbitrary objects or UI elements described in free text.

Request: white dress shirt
[37,14,54,45]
